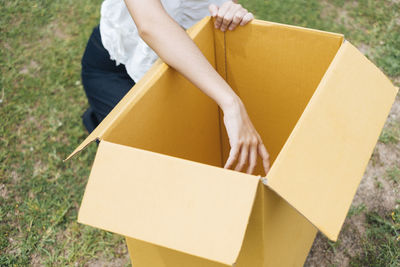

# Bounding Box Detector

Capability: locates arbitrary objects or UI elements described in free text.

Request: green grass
[0,0,399,266]
[241,0,400,79]
[0,0,127,265]
[386,166,400,183]
[348,204,367,218]
[379,122,400,144]
[349,206,400,267]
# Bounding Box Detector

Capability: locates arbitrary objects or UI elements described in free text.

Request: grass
[348,204,367,218]
[386,166,400,183]
[349,206,400,267]
[241,0,400,79]
[379,122,400,144]
[0,0,127,265]
[0,0,399,266]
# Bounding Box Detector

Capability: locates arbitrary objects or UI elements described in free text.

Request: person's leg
[81,25,135,133]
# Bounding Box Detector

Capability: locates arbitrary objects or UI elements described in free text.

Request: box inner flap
[101,17,221,167]
[78,140,260,265]
[218,20,344,175]
[267,41,398,241]
[65,17,214,161]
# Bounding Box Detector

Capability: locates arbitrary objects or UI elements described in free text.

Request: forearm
[124,0,240,111]
[124,0,270,175]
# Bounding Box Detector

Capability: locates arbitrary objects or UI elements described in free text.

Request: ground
[0,0,399,266]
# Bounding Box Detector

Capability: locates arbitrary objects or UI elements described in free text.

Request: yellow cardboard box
[66,17,398,266]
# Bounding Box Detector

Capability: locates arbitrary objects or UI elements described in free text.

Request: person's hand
[209,1,254,32]
[222,98,270,176]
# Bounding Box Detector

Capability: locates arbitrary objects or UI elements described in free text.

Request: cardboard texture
[67,17,398,266]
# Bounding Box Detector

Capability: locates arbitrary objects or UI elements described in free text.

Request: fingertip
[246,165,255,174]
[245,12,255,21]
[234,163,244,172]
[224,160,232,169]
[242,19,250,26]
[262,165,268,175]
[240,12,254,26]
[208,4,218,17]
[263,163,270,176]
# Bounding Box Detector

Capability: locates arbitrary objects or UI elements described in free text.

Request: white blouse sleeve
[99,0,231,82]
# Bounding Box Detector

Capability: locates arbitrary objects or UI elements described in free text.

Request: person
[81,0,270,175]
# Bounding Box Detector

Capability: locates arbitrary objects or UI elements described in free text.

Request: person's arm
[124,0,269,175]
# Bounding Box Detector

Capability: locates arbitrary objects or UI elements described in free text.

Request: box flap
[65,17,213,161]
[78,140,260,265]
[64,64,168,161]
[219,19,344,174]
[266,41,398,241]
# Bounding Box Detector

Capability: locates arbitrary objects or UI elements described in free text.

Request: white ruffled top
[100,0,228,82]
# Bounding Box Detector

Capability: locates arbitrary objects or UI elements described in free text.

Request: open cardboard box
[66,17,398,266]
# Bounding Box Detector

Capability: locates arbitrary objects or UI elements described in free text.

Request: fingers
[235,144,248,171]
[214,2,231,30]
[213,2,253,32]
[220,4,241,32]
[246,145,257,174]
[258,143,270,175]
[224,143,240,169]
[240,12,254,26]
[224,137,262,174]
[227,9,246,31]
[208,4,218,17]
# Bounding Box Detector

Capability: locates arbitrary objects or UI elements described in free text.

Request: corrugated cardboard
[67,17,398,266]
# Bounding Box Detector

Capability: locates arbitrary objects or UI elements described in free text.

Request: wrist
[219,93,243,115]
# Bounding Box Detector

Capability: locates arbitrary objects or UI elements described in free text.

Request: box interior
[72,18,398,265]
[101,20,343,176]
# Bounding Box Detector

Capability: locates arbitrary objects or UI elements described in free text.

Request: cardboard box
[66,17,398,266]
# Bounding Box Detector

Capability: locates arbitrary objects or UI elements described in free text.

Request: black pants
[81,25,136,133]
